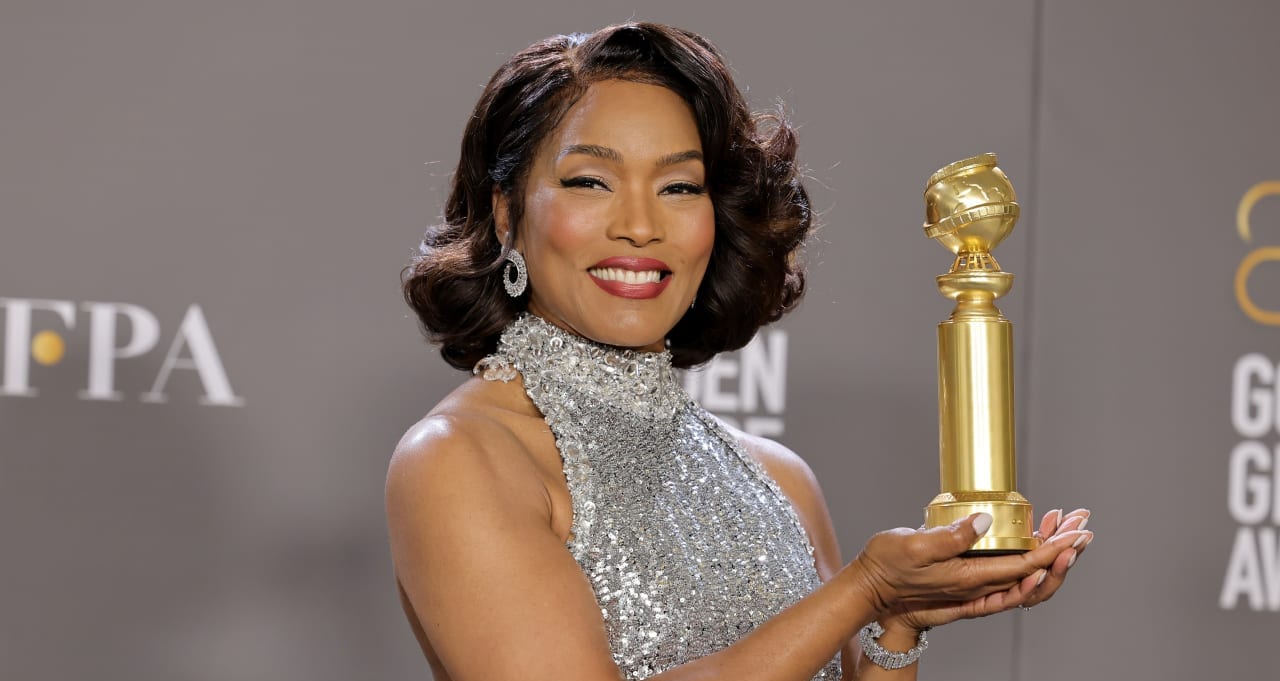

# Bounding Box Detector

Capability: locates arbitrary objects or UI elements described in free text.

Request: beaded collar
[474,313,688,422]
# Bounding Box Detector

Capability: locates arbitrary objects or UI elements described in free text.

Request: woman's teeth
[589,268,664,284]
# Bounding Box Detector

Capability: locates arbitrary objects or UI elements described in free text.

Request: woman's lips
[588,257,672,299]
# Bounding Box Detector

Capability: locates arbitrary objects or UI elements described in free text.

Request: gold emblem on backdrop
[1235,181,1280,325]
[1224,183,1280,609]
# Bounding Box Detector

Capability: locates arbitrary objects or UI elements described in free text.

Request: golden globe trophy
[921,153,1040,554]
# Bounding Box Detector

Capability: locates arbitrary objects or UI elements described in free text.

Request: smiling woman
[494,80,715,352]
[401,22,811,371]
[389,21,1091,681]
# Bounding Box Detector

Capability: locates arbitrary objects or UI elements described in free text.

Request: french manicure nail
[1072,533,1088,548]
[1067,551,1078,568]
[1036,569,1047,586]
[1077,517,1089,531]
[972,513,993,536]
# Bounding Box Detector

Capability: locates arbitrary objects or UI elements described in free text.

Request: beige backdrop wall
[1,1,1274,679]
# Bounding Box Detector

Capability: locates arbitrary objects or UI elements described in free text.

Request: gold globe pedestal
[922,154,1040,555]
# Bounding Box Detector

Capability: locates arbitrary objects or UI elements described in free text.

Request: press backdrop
[2,1,1277,679]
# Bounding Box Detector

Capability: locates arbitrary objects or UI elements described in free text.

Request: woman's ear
[492,185,511,245]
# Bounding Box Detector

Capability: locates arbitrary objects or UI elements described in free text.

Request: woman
[388,22,1091,681]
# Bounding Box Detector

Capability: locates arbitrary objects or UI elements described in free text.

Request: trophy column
[922,154,1039,554]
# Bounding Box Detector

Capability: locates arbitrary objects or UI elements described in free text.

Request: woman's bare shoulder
[386,378,621,680]
[387,376,547,516]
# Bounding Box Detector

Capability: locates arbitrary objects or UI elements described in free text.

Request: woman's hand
[848,509,1093,626]
[876,509,1093,632]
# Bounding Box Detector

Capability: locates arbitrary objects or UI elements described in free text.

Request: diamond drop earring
[503,249,528,297]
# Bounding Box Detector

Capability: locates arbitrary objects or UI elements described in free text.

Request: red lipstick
[588,257,672,299]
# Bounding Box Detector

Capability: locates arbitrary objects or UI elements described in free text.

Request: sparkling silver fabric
[476,314,841,680]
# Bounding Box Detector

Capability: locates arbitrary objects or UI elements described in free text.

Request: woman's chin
[580,316,675,352]
[527,301,685,352]
[587,325,668,353]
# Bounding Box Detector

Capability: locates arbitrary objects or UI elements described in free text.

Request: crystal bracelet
[857,620,929,670]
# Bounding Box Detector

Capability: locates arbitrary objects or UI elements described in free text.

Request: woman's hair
[403,22,812,370]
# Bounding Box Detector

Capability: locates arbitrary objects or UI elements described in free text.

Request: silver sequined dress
[476,315,841,680]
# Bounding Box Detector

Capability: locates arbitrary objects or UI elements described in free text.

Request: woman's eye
[559,176,609,191]
[662,182,706,195]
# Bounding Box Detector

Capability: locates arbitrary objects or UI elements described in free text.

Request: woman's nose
[607,191,663,246]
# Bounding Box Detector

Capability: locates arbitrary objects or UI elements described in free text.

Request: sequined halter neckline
[474,313,840,680]
[474,313,688,421]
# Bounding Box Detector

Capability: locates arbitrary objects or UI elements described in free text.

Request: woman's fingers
[1036,507,1091,540]
[901,537,1065,605]
[1063,508,1090,522]
[1058,514,1084,532]
[1024,529,1093,607]
[888,516,1095,625]
[859,512,1093,610]
[915,524,1088,600]
[1022,551,1072,607]
[909,512,995,564]
[1060,508,1090,532]
[1037,508,1063,538]
[965,567,1046,617]
[959,529,1090,594]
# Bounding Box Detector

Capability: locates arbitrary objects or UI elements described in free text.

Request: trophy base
[924,491,1040,555]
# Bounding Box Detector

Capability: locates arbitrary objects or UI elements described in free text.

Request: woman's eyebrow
[557,145,704,168]
[558,144,622,163]
[655,149,703,168]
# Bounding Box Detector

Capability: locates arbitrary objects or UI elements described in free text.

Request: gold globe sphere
[923,153,1019,256]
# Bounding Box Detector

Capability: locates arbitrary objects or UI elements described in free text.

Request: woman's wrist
[838,554,893,619]
[837,555,927,649]
[840,557,931,669]
[839,552,901,616]
[874,616,927,652]
[858,620,929,671]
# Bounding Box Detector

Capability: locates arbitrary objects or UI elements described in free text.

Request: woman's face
[498,79,715,352]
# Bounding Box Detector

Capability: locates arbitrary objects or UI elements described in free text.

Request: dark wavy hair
[403,22,812,370]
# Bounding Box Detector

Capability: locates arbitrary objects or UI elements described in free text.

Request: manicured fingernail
[1072,532,1088,548]
[1067,551,1078,568]
[1051,509,1064,525]
[1060,515,1084,531]
[1036,569,1047,586]
[1077,516,1089,531]
[972,513,993,536]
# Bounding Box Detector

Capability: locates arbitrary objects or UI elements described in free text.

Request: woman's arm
[737,429,1092,680]
[387,414,1080,681]
[735,429,918,681]
[387,412,622,681]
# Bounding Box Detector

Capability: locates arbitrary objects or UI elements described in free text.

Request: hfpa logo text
[0,298,243,406]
